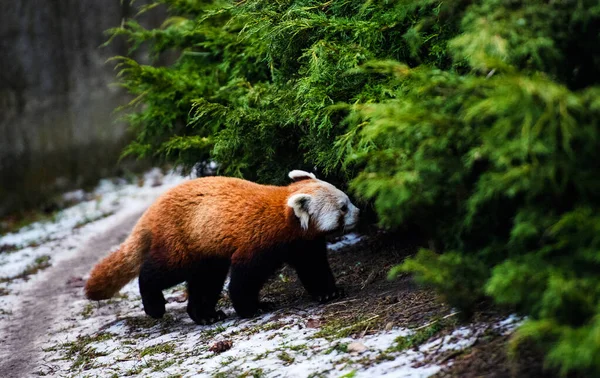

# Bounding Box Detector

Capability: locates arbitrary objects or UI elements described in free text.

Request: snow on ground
[0,170,521,377]
[0,169,183,278]
[0,169,185,315]
[37,278,519,378]
[327,233,364,252]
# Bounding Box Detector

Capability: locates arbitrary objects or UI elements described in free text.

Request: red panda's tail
[85,225,152,300]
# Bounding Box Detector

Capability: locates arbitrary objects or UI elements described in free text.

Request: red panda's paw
[142,294,167,319]
[189,309,227,326]
[314,287,345,304]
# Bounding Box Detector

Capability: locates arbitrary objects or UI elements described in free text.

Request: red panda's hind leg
[186,257,230,325]
[139,256,185,319]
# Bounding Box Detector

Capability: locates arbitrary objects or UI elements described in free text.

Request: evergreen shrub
[110,0,600,373]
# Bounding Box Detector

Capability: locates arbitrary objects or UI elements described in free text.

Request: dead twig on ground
[412,312,460,332]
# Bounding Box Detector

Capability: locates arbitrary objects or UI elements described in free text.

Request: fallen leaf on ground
[306,318,321,328]
[209,340,233,354]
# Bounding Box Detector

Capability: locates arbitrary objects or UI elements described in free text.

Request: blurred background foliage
[110,0,600,374]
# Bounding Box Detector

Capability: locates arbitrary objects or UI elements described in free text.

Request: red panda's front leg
[286,238,344,303]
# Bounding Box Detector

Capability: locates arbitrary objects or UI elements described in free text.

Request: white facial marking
[287,193,312,230]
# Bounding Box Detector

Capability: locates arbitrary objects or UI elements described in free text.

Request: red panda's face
[287,170,360,234]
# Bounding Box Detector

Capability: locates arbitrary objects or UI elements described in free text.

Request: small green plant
[150,359,176,372]
[277,351,295,364]
[123,365,144,376]
[390,316,456,352]
[80,304,94,319]
[335,343,349,354]
[339,371,357,378]
[201,324,227,339]
[252,351,271,361]
[140,342,176,357]
[315,316,379,340]
[61,333,113,370]
[238,368,265,378]
[288,344,308,352]
[219,356,236,366]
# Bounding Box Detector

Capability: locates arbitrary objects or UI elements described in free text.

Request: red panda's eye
[340,204,348,212]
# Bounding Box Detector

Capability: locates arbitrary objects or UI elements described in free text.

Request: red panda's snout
[343,203,360,231]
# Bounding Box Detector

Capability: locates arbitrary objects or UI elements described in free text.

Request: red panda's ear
[287,193,311,230]
[288,170,316,182]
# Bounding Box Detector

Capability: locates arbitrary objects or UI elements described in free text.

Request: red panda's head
[286,170,360,233]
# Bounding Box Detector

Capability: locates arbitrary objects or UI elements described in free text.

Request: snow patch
[0,169,185,280]
[36,280,517,378]
[327,232,364,251]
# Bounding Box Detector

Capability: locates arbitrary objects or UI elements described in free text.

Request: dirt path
[0,211,141,378]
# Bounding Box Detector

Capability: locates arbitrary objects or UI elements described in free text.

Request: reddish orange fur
[84,176,321,300]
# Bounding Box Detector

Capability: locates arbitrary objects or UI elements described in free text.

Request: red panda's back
[140,177,294,266]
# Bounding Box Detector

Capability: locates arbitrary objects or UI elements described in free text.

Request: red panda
[84,170,359,324]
